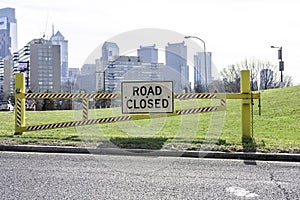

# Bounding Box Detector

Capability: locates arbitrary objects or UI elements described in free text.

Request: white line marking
[226,187,259,198]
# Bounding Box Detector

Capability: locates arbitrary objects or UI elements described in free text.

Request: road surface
[0,151,299,199]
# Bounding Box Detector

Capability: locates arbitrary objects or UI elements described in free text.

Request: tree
[220,58,293,92]
[220,64,241,93]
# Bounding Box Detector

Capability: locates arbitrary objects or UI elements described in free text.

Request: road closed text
[122,82,173,114]
[126,98,169,109]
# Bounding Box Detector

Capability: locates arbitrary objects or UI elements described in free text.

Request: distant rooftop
[50,31,65,40]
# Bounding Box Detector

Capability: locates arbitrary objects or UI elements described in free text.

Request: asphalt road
[0,152,299,200]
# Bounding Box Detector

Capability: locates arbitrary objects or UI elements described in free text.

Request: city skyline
[1,0,300,85]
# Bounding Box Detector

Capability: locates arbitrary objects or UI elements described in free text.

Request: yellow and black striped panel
[26,116,132,131]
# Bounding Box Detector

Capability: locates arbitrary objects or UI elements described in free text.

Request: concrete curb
[0,145,299,162]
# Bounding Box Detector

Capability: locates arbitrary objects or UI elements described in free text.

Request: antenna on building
[42,13,49,39]
[52,23,54,36]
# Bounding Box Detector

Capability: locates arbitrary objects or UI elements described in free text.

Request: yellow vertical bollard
[240,70,251,139]
[15,73,26,135]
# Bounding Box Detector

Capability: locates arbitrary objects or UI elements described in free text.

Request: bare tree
[220,58,293,92]
[220,64,241,93]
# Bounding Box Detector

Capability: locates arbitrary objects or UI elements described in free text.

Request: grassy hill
[0,85,299,152]
[220,85,300,152]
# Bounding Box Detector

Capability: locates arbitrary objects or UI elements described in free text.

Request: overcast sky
[2,0,300,84]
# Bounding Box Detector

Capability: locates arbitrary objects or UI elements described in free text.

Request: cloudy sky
[2,0,300,84]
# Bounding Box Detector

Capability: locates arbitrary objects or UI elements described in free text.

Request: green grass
[0,86,299,152]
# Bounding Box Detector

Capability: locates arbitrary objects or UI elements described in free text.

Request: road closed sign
[122,81,173,114]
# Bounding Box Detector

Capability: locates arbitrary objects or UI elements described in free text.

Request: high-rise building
[64,67,80,92]
[0,59,5,98]
[0,37,62,99]
[28,39,61,92]
[0,8,17,59]
[137,45,158,63]
[10,39,61,93]
[49,30,68,83]
[104,56,164,93]
[0,55,18,100]
[101,41,119,62]
[77,64,96,92]
[1,44,30,98]
[96,42,120,92]
[68,68,80,82]
[98,42,166,93]
[165,42,189,93]
[194,52,212,91]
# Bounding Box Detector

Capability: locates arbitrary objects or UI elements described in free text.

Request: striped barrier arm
[26,116,132,131]
[175,93,217,99]
[175,98,226,115]
[176,106,218,115]
[25,92,226,100]
[25,93,119,99]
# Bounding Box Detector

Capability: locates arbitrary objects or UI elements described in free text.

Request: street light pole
[271,45,284,83]
[184,36,207,92]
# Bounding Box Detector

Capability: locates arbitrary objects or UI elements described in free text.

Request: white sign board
[122,81,173,114]
[18,62,28,72]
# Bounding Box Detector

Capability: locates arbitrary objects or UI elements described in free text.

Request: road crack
[268,164,290,200]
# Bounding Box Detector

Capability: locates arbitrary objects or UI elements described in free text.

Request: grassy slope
[220,85,300,152]
[0,86,299,152]
[252,86,300,151]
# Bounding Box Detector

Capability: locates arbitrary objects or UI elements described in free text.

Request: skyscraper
[0,7,17,59]
[165,42,189,93]
[29,39,61,92]
[137,45,158,63]
[101,42,119,62]
[96,42,119,92]
[77,64,96,92]
[50,30,68,82]
[194,52,212,91]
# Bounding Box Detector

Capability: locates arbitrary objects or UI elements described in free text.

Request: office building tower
[0,7,17,59]
[104,56,164,93]
[0,38,61,99]
[0,56,16,100]
[50,30,68,82]
[194,52,212,91]
[29,39,61,92]
[63,67,79,92]
[101,42,119,62]
[0,59,5,97]
[14,39,61,92]
[96,42,120,92]
[137,45,158,63]
[68,68,80,82]
[165,42,189,93]
[1,44,30,98]
[77,64,96,92]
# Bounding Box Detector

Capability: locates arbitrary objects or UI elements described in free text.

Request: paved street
[0,151,299,199]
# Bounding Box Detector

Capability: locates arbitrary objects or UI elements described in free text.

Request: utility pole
[271,46,284,83]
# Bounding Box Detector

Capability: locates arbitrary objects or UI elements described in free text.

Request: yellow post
[240,70,251,139]
[15,73,26,135]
